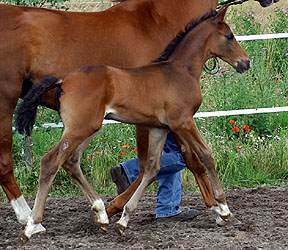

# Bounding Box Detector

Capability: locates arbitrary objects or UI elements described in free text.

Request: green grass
[0,3,287,201]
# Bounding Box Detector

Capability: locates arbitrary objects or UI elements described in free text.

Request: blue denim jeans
[121,133,186,218]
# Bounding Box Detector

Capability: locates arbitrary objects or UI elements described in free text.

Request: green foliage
[1,0,69,9]
[228,6,288,75]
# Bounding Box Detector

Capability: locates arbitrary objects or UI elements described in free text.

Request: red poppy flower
[93,151,99,156]
[87,157,92,161]
[119,151,124,156]
[244,125,250,131]
[230,120,236,125]
[232,127,240,132]
[122,145,130,148]
[135,147,138,153]
[237,146,242,150]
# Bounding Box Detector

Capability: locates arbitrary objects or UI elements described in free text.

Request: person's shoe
[110,165,130,195]
[156,208,199,223]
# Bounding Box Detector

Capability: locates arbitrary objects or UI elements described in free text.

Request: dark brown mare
[16,6,250,240]
[0,0,279,228]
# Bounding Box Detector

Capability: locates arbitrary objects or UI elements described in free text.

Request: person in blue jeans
[110,132,198,222]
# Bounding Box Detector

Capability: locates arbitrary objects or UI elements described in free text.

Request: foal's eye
[226,34,234,41]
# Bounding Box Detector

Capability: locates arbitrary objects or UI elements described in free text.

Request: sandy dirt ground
[0,185,287,249]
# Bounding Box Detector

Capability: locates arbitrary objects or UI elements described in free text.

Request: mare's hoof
[116,223,126,236]
[216,214,242,227]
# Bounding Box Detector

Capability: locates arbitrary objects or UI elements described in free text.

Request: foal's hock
[16,7,250,241]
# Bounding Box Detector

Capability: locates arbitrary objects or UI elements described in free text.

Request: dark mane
[153,9,217,63]
[112,0,129,2]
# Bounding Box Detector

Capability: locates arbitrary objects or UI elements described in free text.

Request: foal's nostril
[246,60,250,70]
[236,59,250,73]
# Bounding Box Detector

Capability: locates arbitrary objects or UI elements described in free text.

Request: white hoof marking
[92,199,109,225]
[210,203,231,217]
[24,216,46,239]
[11,195,31,225]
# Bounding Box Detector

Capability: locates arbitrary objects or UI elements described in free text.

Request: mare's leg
[116,127,169,235]
[172,118,232,226]
[106,125,149,218]
[171,132,217,208]
[61,135,108,230]
[0,112,32,224]
[0,80,33,225]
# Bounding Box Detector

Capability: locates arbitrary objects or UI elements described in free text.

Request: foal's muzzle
[236,59,250,73]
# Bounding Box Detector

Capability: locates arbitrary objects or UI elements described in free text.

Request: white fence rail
[41,106,288,128]
[235,33,288,41]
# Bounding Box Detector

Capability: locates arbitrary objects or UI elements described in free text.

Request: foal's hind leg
[116,127,169,235]
[62,136,108,231]
[172,118,233,226]
[22,131,95,241]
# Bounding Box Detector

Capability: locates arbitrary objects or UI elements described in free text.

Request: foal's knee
[63,155,80,178]
[198,148,215,168]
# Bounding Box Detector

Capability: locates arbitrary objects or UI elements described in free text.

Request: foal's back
[59,56,201,129]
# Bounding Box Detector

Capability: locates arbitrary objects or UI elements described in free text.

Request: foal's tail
[15,77,63,136]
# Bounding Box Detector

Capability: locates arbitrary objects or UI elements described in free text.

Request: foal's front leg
[172,118,234,226]
[106,125,149,218]
[171,132,218,208]
[116,127,169,235]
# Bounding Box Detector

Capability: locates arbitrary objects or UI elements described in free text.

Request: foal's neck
[169,27,212,79]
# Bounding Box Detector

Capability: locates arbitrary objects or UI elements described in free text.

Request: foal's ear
[213,6,229,23]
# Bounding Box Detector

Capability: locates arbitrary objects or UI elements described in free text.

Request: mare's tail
[15,77,63,136]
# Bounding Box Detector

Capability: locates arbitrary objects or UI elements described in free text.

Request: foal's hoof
[94,215,98,225]
[20,228,46,244]
[116,223,126,236]
[20,222,46,244]
[20,232,30,244]
[99,223,109,232]
[94,216,109,232]
[216,214,242,227]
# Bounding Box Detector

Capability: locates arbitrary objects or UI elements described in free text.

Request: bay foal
[16,7,250,240]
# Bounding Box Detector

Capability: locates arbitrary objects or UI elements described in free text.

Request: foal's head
[206,7,250,73]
